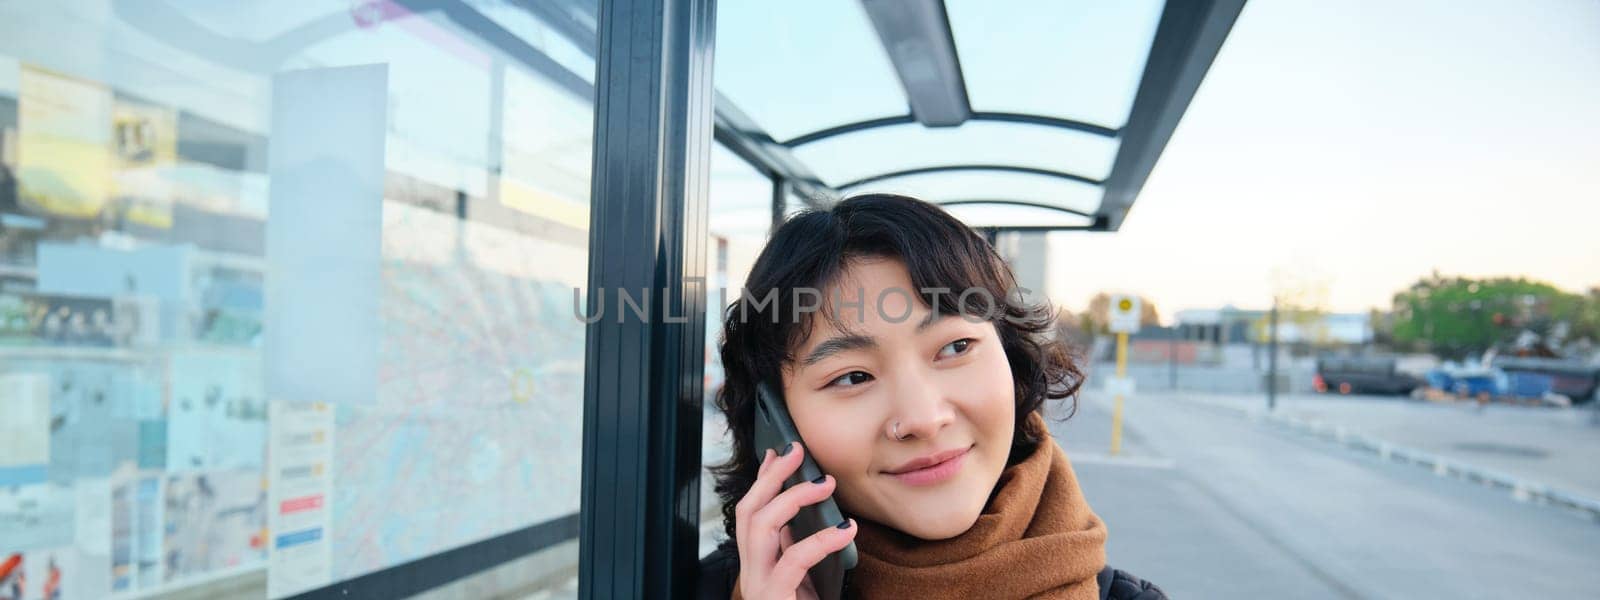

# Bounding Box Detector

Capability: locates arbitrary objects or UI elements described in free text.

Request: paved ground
[1056,390,1600,599]
[533,392,1600,598]
[1176,391,1600,499]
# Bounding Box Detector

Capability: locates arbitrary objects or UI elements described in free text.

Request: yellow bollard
[1111,331,1128,456]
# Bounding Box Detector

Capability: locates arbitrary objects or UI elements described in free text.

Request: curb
[1175,398,1600,523]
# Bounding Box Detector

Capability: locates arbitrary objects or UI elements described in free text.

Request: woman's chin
[889,502,983,540]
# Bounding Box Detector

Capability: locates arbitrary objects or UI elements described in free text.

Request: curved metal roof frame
[836,164,1103,190]
[934,199,1096,219]
[780,111,1119,148]
[797,0,1245,233]
[360,0,1245,234]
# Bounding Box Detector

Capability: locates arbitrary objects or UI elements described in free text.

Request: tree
[1574,287,1600,345]
[1369,307,1395,348]
[1053,306,1093,348]
[1261,265,1332,349]
[1386,272,1590,360]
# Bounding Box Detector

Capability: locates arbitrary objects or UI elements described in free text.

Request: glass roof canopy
[714,0,1245,232]
[211,0,1244,234]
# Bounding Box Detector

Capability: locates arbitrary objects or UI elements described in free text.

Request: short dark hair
[707,193,1085,546]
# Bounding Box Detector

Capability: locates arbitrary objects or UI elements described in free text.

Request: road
[1053,390,1600,599]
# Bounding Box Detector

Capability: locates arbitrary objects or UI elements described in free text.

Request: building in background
[1174,305,1373,348]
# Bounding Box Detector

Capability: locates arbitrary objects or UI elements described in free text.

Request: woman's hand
[734,442,857,600]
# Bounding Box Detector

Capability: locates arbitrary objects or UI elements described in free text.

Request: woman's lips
[887,446,970,486]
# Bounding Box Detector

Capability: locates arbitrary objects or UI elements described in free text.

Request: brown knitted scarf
[734,411,1108,599]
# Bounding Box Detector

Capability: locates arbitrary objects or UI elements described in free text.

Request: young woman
[698,194,1166,599]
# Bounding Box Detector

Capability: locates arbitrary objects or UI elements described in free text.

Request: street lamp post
[1169,325,1178,390]
[1267,297,1279,412]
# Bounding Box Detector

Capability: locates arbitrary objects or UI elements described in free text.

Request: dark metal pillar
[579,0,716,598]
[772,175,790,235]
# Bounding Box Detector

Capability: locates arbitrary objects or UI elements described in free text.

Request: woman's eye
[827,371,874,388]
[937,338,975,360]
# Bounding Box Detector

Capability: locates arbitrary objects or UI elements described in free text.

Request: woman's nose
[885,370,955,440]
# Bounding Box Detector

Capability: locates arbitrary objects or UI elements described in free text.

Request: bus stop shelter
[0,0,1244,596]
[578,0,1243,597]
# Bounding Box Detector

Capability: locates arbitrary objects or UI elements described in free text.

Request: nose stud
[892,421,908,441]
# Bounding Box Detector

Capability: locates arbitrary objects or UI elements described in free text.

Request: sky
[1044,0,1600,321]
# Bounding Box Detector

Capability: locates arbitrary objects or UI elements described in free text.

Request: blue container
[1452,373,1499,397]
[1425,369,1454,391]
[1505,371,1553,399]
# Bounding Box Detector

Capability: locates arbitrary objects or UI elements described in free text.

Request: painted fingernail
[835,519,852,529]
[778,442,794,456]
[811,474,827,485]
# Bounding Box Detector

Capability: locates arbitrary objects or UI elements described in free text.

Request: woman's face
[780,257,1015,540]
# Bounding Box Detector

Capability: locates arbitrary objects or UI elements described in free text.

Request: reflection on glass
[0,3,592,598]
[700,143,772,556]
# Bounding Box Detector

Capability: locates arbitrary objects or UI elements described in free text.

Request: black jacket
[697,543,1167,600]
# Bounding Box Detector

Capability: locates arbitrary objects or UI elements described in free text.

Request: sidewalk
[1175,391,1600,502]
[1046,392,1170,466]
[1048,394,1367,598]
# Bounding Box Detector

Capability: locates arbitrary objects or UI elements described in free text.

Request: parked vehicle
[1314,356,1422,395]
[1489,357,1600,405]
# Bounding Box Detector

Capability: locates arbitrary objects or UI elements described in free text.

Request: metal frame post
[579,0,717,598]
[772,175,790,235]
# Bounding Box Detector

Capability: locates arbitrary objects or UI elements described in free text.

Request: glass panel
[946,0,1164,129]
[715,0,908,141]
[707,144,772,239]
[791,121,1119,187]
[847,171,1103,216]
[0,2,591,597]
[937,202,1095,229]
[700,144,772,557]
[474,2,598,79]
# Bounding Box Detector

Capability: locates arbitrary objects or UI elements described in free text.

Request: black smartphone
[752,380,858,600]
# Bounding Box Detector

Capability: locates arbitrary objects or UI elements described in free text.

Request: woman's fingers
[776,523,824,600]
[767,518,856,595]
[777,524,796,569]
[757,448,775,478]
[733,443,804,582]
[736,448,777,563]
[749,474,836,546]
[777,524,795,554]
[741,444,798,523]
[733,442,849,600]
